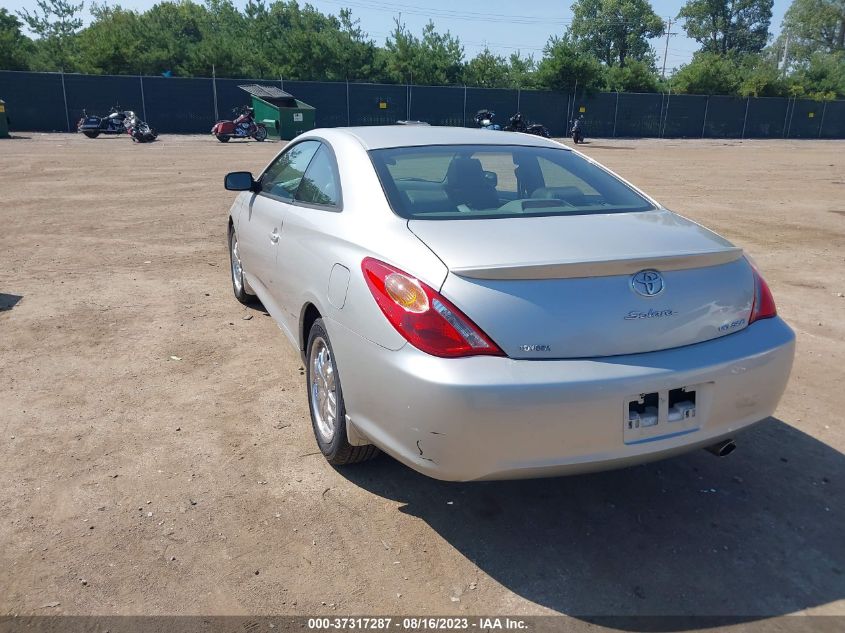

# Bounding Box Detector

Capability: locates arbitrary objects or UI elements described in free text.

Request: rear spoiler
[450,247,744,280]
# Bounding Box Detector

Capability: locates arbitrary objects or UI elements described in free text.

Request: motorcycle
[77,106,128,138]
[504,112,550,138]
[211,106,267,142]
[474,109,501,131]
[570,116,585,144]
[123,111,158,143]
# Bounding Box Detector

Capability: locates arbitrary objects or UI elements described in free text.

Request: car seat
[444,158,500,210]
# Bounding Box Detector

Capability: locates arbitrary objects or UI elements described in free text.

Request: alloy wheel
[309,336,338,443]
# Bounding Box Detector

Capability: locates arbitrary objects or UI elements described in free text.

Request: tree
[782,0,845,58]
[417,21,464,85]
[382,20,464,85]
[790,51,845,97]
[262,2,381,81]
[380,19,416,83]
[507,52,539,88]
[0,8,33,70]
[76,4,144,75]
[463,48,510,87]
[7,0,835,102]
[738,57,790,95]
[535,37,605,91]
[188,0,252,78]
[569,0,664,67]
[671,51,746,93]
[17,0,84,70]
[322,9,384,81]
[604,59,660,91]
[133,0,206,76]
[677,0,774,55]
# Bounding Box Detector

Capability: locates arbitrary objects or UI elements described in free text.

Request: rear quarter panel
[280,131,450,354]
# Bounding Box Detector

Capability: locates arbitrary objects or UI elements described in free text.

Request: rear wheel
[82,131,100,139]
[306,319,379,466]
[216,135,230,143]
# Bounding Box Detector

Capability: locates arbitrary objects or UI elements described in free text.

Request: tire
[228,225,254,305]
[306,319,380,466]
[82,131,100,139]
[216,135,230,143]
[254,126,267,142]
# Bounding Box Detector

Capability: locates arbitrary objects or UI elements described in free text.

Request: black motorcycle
[474,109,502,130]
[504,112,550,138]
[124,111,158,143]
[77,106,129,138]
[570,116,585,144]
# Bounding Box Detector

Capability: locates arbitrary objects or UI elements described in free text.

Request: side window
[260,140,320,199]
[295,145,341,207]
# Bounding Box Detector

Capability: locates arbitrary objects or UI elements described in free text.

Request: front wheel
[228,226,253,305]
[306,319,379,466]
[82,131,100,139]
[253,125,267,142]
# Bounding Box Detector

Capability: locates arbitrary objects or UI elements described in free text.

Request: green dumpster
[0,100,9,139]
[239,84,316,140]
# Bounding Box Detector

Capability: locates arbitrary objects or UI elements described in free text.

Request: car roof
[319,125,569,151]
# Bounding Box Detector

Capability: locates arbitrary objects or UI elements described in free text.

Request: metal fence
[1,70,843,139]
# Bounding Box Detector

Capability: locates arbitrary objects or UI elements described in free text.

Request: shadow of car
[339,418,843,627]
[0,293,22,311]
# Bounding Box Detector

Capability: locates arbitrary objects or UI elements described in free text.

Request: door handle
[269,229,280,244]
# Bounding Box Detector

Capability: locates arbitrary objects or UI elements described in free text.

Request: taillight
[749,261,777,324]
[361,257,503,358]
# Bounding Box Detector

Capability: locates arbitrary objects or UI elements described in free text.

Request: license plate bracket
[624,386,701,445]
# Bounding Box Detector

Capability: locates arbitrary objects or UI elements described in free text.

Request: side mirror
[482,170,498,187]
[225,171,255,191]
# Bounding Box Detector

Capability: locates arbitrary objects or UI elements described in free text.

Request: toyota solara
[224,126,795,481]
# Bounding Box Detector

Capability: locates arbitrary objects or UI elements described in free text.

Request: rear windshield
[369,144,655,220]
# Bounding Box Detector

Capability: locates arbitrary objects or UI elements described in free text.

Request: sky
[3,0,792,72]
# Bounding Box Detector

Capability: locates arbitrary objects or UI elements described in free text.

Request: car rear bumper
[328,317,795,481]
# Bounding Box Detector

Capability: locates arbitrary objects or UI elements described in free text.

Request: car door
[274,143,344,336]
[238,140,321,304]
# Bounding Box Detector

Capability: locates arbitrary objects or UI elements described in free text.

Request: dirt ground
[1,133,843,626]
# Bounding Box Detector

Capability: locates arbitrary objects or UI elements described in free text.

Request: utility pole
[212,64,218,122]
[661,18,677,79]
[780,32,790,76]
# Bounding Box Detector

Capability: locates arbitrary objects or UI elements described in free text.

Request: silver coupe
[224,126,795,481]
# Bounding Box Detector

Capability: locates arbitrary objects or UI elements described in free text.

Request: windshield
[369,144,655,220]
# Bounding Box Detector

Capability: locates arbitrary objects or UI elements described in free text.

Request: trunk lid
[408,210,753,359]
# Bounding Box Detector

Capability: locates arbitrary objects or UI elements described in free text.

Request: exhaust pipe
[705,439,736,457]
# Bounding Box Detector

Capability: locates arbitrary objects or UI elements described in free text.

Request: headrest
[446,158,485,186]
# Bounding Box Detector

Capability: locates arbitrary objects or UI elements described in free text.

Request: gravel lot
[1,133,843,624]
